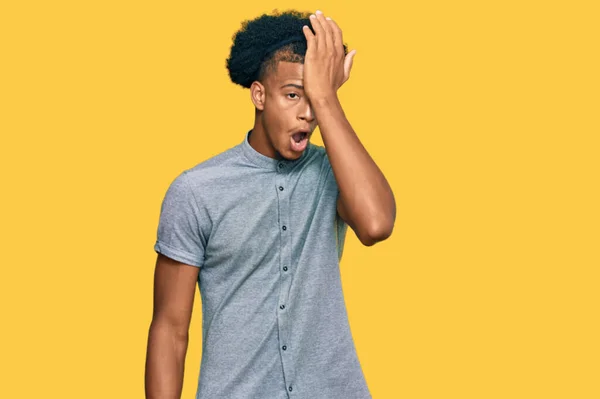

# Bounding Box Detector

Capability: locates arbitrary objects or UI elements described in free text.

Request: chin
[278,144,305,160]
[281,152,302,161]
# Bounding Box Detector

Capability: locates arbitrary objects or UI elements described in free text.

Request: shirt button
[289,386,293,392]
[280,304,285,309]
[283,266,288,271]
[282,345,287,350]
[278,163,284,169]
[282,225,287,230]
[279,186,284,191]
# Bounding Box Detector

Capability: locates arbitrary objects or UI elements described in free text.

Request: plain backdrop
[1,1,598,398]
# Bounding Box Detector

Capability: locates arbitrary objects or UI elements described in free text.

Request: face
[250,61,317,161]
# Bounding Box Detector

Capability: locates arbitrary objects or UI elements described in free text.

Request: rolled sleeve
[154,170,206,267]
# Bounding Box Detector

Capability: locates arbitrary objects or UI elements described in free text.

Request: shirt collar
[239,129,312,171]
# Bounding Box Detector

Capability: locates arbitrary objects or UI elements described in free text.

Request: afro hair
[226,9,348,89]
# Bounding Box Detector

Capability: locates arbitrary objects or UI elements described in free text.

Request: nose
[298,100,315,123]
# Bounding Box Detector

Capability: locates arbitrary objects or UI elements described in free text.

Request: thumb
[344,49,357,81]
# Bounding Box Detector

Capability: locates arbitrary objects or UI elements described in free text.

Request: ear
[250,81,266,111]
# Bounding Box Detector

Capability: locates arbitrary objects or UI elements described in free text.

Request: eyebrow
[280,83,304,90]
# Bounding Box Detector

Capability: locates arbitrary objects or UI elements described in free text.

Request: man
[145,9,395,399]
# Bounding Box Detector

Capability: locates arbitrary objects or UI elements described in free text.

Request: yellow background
[1,0,598,398]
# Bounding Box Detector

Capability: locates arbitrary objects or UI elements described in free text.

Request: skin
[145,253,197,399]
[145,10,396,399]
[248,60,318,161]
[300,11,396,245]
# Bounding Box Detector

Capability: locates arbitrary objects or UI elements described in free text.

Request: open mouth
[292,132,307,143]
[290,132,309,152]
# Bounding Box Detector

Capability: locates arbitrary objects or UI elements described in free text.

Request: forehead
[268,61,304,87]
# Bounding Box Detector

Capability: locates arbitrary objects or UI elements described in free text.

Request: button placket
[275,167,295,395]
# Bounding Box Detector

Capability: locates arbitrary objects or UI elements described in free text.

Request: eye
[287,93,299,99]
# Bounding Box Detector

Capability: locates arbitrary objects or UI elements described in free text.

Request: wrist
[310,92,339,108]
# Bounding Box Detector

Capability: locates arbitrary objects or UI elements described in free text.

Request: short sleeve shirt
[154,129,372,399]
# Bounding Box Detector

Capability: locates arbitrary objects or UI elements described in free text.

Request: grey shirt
[154,129,372,399]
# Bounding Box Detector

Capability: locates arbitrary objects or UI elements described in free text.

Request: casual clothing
[154,129,372,398]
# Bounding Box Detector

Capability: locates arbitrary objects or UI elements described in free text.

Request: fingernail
[316,10,322,14]
[310,14,315,19]
[326,17,331,20]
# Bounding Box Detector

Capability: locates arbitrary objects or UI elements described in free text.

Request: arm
[319,96,396,246]
[145,253,199,399]
[303,11,396,246]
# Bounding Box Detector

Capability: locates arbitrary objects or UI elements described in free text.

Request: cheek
[266,102,291,128]
[263,98,295,145]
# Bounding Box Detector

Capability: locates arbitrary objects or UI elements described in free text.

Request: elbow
[360,222,394,247]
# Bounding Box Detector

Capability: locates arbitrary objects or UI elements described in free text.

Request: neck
[249,115,282,160]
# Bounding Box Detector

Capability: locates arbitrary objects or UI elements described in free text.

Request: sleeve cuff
[154,241,203,268]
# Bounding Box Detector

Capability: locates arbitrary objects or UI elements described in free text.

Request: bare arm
[302,12,396,246]
[321,96,396,246]
[145,253,200,399]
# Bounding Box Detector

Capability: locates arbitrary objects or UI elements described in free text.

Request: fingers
[308,14,325,51]
[309,12,347,58]
[314,11,334,54]
[344,50,357,82]
[302,25,316,50]
[326,17,344,56]
[307,10,356,87]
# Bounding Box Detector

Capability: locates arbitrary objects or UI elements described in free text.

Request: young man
[145,9,395,399]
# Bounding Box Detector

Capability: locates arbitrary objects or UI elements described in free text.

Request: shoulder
[160,144,243,212]
[308,143,336,183]
[184,144,242,184]
[310,142,327,160]
[304,143,332,173]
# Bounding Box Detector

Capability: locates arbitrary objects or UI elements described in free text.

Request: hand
[302,10,357,102]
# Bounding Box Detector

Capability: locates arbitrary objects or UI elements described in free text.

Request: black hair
[226,9,348,89]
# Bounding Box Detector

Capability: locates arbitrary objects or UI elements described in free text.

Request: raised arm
[302,11,396,246]
[145,253,199,399]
